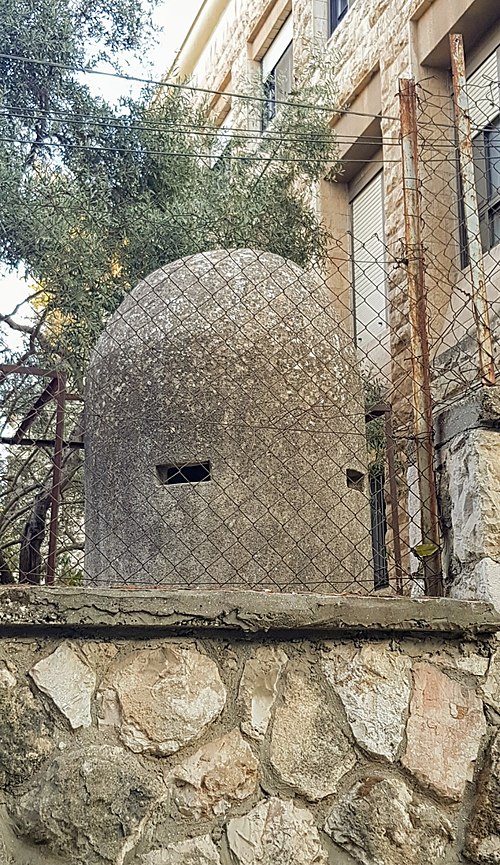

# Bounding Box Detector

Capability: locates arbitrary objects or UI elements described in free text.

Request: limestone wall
[180,0,499,391]
[435,386,500,612]
[0,587,499,865]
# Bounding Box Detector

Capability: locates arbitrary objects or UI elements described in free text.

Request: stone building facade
[166,0,500,605]
[170,0,500,382]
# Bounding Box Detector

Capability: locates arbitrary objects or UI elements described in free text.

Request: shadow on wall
[0,806,64,865]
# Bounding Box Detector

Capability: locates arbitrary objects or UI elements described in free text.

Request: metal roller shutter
[351,172,387,356]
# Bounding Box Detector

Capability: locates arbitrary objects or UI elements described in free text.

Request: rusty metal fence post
[399,77,443,597]
[46,373,66,584]
[450,33,496,386]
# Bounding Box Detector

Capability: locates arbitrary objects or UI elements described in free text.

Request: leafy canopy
[1,0,338,370]
[0,0,339,583]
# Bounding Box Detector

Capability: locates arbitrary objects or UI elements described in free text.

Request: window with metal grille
[261,16,293,130]
[459,46,500,265]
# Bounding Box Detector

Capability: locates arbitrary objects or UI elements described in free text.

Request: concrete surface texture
[84,249,372,591]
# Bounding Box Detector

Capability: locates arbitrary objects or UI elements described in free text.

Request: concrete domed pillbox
[84,249,372,590]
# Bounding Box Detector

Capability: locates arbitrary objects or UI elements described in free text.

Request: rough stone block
[0,674,54,791]
[269,666,355,800]
[465,730,500,864]
[97,644,226,755]
[13,744,163,865]
[325,776,455,865]
[227,797,328,865]
[321,642,411,760]
[167,728,259,819]
[142,835,221,865]
[29,642,95,730]
[450,559,500,612]
[402,662,486,800]
[238,646,288,740]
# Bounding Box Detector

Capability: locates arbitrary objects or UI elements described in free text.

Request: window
[350,171,388,359]
[329,0,352,36]
[156,462,211,485]
[473,116,500,252]
[460,47,500,262]
[261,16,293,130]
[369,470,389,589]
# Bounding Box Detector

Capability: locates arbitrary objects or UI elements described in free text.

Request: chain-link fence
[1,42,498,596]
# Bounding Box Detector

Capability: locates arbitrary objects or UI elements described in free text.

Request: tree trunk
[19,490,51,584]
[17,431,84,584]
[0,548,14,584]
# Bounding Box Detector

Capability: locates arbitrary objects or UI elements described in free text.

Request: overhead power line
[0,136,401,163]
[0,52,401,122]
[2,106,404,147]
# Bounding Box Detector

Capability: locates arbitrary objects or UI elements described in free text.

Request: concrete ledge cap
[0,587,498,638]
[435,385,500,447]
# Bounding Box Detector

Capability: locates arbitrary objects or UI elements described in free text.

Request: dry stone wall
[0,590,499,865]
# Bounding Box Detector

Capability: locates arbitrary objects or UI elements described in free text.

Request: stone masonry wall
[0,588,499,865]
[435,387,500,612]
[182,0,494,448]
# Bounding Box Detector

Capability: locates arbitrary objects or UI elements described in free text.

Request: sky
[0,0,204,330]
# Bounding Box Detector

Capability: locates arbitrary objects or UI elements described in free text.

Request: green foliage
[1,3,338,371]
[0,0,339,582]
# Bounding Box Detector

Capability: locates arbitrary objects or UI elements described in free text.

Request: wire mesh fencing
[0,45,498,596]
[0,231,440,597]
[416,39,500,405]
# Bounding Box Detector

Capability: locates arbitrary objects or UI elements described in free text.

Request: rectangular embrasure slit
[346,468,365,492]
[156,461,211,485]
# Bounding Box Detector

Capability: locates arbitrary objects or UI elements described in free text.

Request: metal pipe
[0,436,83,449]
[46,374,66,584]
[399,77,443,597]
[450,33,496,386]
[0,363,56,378]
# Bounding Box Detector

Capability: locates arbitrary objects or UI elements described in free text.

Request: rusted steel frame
[365,402,404,594]
[450,33,496,386]
[1,435,83,449]
[46,373,66,584]
[0,363,56,379]
[12,376,59,443]
[399,77,443,597]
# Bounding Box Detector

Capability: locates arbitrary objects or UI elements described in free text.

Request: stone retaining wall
[0,588,499,865]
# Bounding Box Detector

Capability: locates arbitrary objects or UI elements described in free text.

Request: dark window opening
[459,114,500,266]
[262,41,293,130]
[329,0,351,36]
[370,471,389,589]
[346,468,365,491]
[156,461,211,485]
